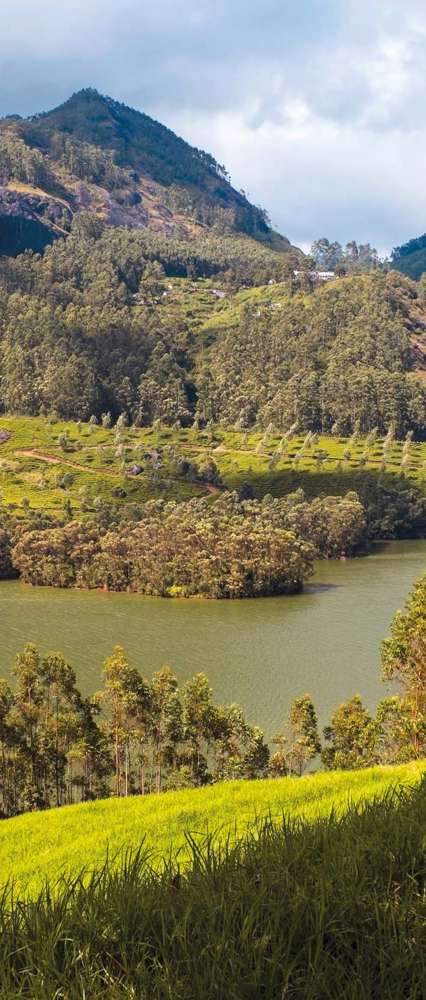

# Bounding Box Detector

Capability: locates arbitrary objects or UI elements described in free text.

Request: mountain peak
[0,88,293,254]
[51,87,121,113]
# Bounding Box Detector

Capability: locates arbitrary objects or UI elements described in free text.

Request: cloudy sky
[1,0,426,254]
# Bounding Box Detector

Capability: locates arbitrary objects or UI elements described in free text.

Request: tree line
[0,569,423,818]
[310,237,379,273]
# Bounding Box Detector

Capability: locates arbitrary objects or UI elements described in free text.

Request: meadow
[0,413,425,517]
[1,760,424,897]
[0,768,425,998]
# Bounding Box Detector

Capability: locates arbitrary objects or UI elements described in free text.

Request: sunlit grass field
[1,760,424,897]
[1,768,426,997]
[0,413,425,517]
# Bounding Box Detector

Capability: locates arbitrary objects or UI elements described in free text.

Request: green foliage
[0,415,424,541]
[0,225,298,421]
[322,696,377,770]
[271,694,321,776]
[11,494,316,598]
[391,232,426,279]
[0,132,53,188]
[380,573,426,760]
[199,271,426,435]
[0,219,424,436]
[0,641,275,815]
[311,237,379,273]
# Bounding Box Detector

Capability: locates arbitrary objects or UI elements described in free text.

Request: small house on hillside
[293,270,336,282]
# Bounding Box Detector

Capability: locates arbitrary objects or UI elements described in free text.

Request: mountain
[391,233,426,280]
[0,88,293,256]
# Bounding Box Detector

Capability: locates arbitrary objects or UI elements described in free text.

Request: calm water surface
[1,540,425,736]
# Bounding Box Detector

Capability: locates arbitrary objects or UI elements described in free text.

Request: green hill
[391,233,426,279]
[0,227,425,436]
[1,761,424,897]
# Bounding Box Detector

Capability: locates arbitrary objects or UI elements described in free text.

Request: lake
[0,539,425,737]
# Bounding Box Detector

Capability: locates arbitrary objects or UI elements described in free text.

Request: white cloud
[169,106,426,254]
[1,0,426,252]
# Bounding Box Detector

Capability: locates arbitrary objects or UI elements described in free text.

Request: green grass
[1,771,426,997]
[199,280,293,339]
[1,761,424,898]
[0,414,425,517]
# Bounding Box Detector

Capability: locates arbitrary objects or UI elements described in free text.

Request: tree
[138,261,166,301]
[381,574,426,759]
[322,696,377,770]
[181,673,217,785]
[0,678,18,816]
[375,696,417,764]
[418,273,426,304]
[310,238,343,270]
[208,701,269,783]
[37,651,84,807]
[242,726,270,778]
[270,695,320,777]
[11,643,45,809]
[116,412,128,433]
[98,647,149,796]
[199,457,222,486]
[149,666,182,793]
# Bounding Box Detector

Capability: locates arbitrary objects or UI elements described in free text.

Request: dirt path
[15,449,113,476]
[15,448,222,495]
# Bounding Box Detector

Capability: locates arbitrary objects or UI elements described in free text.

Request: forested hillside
[1,90,425,440]
[0,223,425,435]
[392,233,426,280]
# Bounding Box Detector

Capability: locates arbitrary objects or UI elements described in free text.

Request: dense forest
[0,89,425,440]
[0,568,423,817]
[1,490,365,597]
[0,222,425,435]
[200,271,426,434]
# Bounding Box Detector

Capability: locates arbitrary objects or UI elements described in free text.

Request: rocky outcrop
[0,186,72,229]
[0,186,74,255]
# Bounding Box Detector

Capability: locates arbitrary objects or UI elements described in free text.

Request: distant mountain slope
[391,233,426,280]
[0,88,294,256]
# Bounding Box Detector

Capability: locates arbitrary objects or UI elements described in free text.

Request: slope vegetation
[0,416,425,538]
[1,761,424,897]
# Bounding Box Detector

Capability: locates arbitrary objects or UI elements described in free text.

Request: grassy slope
[0,414,425,517]
[2,776,426,998]
[1,761,424,897]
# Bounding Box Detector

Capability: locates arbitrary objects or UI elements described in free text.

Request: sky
[1,0,426,255]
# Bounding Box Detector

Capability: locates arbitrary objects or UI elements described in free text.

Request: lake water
[0,540,425,737]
